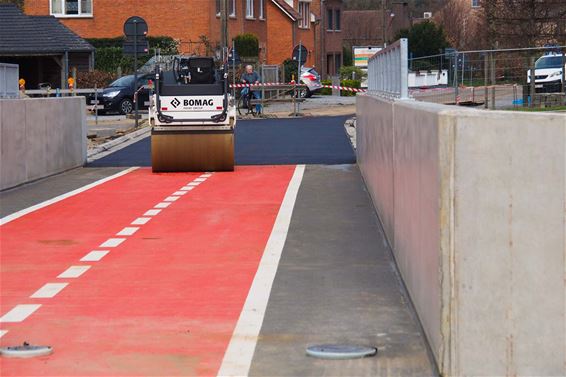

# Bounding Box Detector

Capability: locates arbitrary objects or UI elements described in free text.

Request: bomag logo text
[183,99,214,106]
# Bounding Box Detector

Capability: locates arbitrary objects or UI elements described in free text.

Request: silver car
[299,67,322,98]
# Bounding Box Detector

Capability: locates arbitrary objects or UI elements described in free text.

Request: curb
[87,125,151,162]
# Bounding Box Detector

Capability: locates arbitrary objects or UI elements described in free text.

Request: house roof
[0,4,94,56]
[271,0,300,22]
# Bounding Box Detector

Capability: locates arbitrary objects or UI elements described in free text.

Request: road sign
[292,44,308,65]
[123,16,148,37]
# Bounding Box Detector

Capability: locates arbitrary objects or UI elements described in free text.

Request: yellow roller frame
[151,130,234,172]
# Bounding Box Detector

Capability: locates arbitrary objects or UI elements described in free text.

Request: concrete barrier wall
[357,95,566,376]
[0,97,86,190]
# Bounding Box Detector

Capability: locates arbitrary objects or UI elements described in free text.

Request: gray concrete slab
[0,167,126,217]
[249,164,437,377]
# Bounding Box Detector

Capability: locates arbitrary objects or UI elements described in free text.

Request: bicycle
[237,87,258,117]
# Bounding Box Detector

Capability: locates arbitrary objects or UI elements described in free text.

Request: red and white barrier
[229,82,367,93]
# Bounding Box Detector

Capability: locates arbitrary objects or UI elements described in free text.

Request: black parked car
[89,74,153,115]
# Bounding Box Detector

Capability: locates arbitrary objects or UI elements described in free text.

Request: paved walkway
[0,116,436,376]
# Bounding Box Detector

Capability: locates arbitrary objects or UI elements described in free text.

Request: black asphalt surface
[87,116,356,167]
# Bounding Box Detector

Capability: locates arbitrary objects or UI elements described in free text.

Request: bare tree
[436,0,485,50]
[482,0,566,48]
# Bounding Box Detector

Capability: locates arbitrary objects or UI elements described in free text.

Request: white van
[527,53,565,93]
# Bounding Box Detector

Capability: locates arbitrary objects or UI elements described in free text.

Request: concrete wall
[1,97,87,190]
[357,94,566,376]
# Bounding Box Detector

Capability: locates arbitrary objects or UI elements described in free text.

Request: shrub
[339,66,367,81]
[320,79,332,95]
[283,59,299,83]
[234,33,259,57]
[76,70,117,88]
[340,79,361,96]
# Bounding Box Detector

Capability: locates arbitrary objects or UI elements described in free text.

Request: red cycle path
[0,166,295,376]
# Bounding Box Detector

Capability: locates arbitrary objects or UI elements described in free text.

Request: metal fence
[0,63,19,99]
[367,38,409,99]
[409,46,566,110]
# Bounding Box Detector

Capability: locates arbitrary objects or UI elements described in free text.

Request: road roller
[149,56,236,172]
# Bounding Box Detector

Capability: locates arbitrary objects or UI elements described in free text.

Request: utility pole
[220,0,229,58]
[382,0,386,46]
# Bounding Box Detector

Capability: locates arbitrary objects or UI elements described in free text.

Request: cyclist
[240,65,262,114]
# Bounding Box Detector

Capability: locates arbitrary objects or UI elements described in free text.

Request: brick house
[24,0,343,78]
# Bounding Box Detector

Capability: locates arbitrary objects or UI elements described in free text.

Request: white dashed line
[116,227,139,236]
[30,283,69,298]
[144,209,162,216]
[164,196,180,202]
[81,250,110,262]
[132,217,151,225]
[180,186,195,191]
[100,238,126,248]
[0,330,7,338]
[0,305,42,323]
[194,178,207,182]
[154,202,171,209]
[187,182,201,187]
[172,191,188,196]
[58,266,91,279]
[200,173,213,178]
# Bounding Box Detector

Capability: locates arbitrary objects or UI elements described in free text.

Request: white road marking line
[100,238,126,248]
[81,250,110,262]
[194,178,207,182]
[200,173,213,178]
[0,168,138,226]
[0,304,42,323]
[116,227,139,236]
[180,186,195,191]
[0,330,7,338]
[144,209,162,216]
[132,217,151,225]
[187,182,201,187]
[217,165,305,377]
[30,283,69,298]
[58,266,91,279]
[164,196,180,202]
[154,202,171,209]
[172,191,187,196]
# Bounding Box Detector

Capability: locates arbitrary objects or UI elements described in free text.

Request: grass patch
[510,105,566,112]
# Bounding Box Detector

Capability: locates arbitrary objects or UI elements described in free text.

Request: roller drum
[151,130,234,172]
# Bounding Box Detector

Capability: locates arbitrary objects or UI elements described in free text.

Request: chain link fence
[408,46,566,111]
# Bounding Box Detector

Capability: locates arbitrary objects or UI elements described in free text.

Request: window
[259,0,265,19]
[51,0,92,16]
[326,8,333,30]
[246,0,254,18]
[216,0,236,17]
[335,53,342,72]
[298,1,310,29]
[334,9,341,30]
[471,0,480,7]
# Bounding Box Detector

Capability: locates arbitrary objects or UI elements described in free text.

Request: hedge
[87,36,179,74]
[234,33,259,57]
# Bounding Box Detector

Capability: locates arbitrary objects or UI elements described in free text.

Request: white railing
[367,38,409,99]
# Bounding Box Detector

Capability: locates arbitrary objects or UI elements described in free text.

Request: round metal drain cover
[0,342,53,358]
[306,344,377,360]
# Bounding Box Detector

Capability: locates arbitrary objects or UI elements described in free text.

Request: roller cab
[149,56,236,172]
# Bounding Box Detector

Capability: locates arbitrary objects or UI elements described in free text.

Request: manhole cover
[0,342,53,358]
[306,344,377,360]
